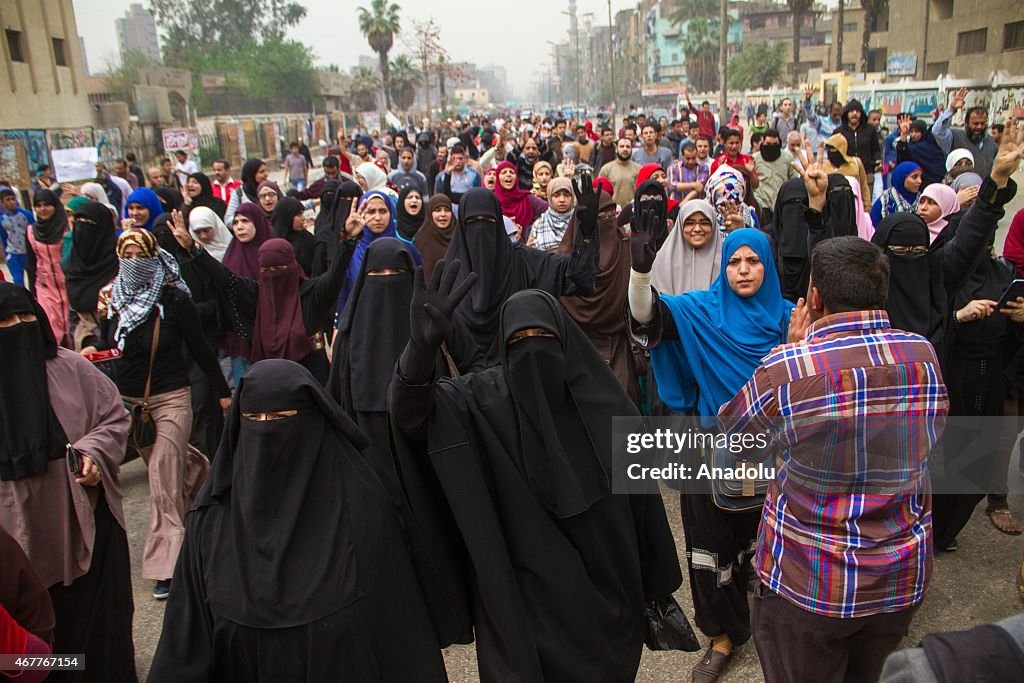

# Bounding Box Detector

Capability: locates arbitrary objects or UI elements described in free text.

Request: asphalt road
[123,450,1024,681]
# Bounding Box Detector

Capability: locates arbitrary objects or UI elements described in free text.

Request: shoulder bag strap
[141,313,161,410]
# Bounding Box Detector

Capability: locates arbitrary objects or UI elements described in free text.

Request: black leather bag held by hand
[643,595,701,652]
[124,315,160,463]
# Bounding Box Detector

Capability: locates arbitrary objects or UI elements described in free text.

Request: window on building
[867,48,887,73]
[926,61,949,79]
[749,16,765,30]
[956,28,987,55]
[1005,21,1024,51]
[6,30,24,63]
[843,22,857,33]
[52,38,66,66]
[931,0,954,22]
[869,5,890,32]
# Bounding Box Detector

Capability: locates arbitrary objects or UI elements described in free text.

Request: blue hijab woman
[627,226,793,668]
[124,187,164,231]
[871,162,923,227]
[334,190,421,322]
[650,228,793,427]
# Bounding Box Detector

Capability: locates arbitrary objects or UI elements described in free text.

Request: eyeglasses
[683,219,713,229]
[886,245,928,256]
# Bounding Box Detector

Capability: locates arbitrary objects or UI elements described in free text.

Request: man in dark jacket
[836,99,882,195]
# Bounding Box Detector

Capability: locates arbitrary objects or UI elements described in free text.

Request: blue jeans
[5,253,25,286]
[289,178,306,192]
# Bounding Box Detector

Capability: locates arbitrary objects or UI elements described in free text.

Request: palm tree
[860,0,889,73]
[350,66,382,112]
[681,18,720,92]
[667,0,720,94]
[834,0,845,71]
[787,0,813,85]
[389,55,421,111]
[357,0,401,111]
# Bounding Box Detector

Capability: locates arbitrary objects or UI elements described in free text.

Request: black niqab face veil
[195,359,369,629]
[497,289,613,518]
[872,212,944,340]
[0,284,67,481]
[331,238,415,412]
[632,179,670,250]
[448,189,516,314]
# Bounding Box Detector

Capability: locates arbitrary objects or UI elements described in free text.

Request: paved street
[123,453,1024,681]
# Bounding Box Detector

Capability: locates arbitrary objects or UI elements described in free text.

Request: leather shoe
[691,644,731,683]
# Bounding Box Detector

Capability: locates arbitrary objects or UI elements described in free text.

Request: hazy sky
[72,0,645,97]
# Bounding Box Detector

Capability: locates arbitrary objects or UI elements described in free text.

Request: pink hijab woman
[919,183,960,244]
[843,175,875,241]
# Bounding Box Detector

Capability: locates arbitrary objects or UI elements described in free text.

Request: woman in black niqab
[445,187,599,365]
[389,286,682,681]
[311,181,360,277]
[271,197,315,276]
[149,359,447,682]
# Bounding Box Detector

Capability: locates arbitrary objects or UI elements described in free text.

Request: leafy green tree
[728,42,786,90]
[103,50,157,113]
[350,67,382,112]
[860,0,889,72]
[389,56,421,111]
[681,18,720,93]
[357,0,401,112]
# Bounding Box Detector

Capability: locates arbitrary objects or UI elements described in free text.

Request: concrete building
[737,1,832,83]
[0,0,94,130]
[115,3,160,64]
[454,87,490,107]
[78,35,88,75]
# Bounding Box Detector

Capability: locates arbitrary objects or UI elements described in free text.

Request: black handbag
[124,315,160,464]
[707,441,770,513]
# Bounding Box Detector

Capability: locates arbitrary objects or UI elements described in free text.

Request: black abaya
[445,188,599,365]
[149,360,446,682]
[389,290,681,682]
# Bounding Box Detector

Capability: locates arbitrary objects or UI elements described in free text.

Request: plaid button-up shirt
[719,310,949,618]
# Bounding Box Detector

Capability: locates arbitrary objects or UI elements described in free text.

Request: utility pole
[835,0,845,71]
[719,0,727,119]
[608,0,615,127]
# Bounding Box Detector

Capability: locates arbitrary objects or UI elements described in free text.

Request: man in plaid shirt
[720,230,949,682]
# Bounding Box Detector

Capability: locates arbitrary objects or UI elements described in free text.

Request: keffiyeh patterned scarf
[109,248,190,348]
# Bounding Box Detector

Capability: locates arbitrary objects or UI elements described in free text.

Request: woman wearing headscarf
[705,165,759,232]
[27,189,71,346]
[481,166,497,191]
[170,207,362,385]
[494,160,547,242]
[124,187,164,231]
[918,183,961,245]
[311,180,360,277]
[531,160,553,199]
[224,158,268,227]
[256,180,283,223]
[416,194,455,281]
[822,133,871,210]
[184,172,227,220]
[444,185,599,365]
[389,284,683,681]
[871,161,922,227]
[355,161,394,197]
[335,190,422,321]
[897,120,947,187]
[91,230,229,599]
[149,360,448,682]
[944,148,975,185]
[530,177,575,251]
[651,200,723,296]
[627,223,793,679]
[328,238,481,500]
[185,206,232,262]
[78,181,119,224]
[396,185,425,242]
[843,174,875,240]
[271,196,314,276]
[555,188,639,402]
[152,186,185,215]
[62,201,119,352]
[0,283,136,682]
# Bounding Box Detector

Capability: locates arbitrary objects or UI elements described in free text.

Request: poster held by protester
[162,127,201,165]
[51,146,99,182]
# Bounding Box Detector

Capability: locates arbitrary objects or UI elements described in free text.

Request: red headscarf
[1004,208,1024,278]
[494,161,538,229]
[636,163,679,213]
[592,176,614,197]
[584,121,599,141]
[251,238,312,363]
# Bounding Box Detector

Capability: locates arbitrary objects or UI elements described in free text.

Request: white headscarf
[944,148,974,173]
[355,162,388,192]
[80,182,119,223]
[188,206,233,261]
[651,200,723,295]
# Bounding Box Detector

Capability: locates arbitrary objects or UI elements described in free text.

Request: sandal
[987,509,1023,536]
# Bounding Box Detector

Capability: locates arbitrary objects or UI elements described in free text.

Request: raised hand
[803,85,817,102]
[572,173,600,235]
[343,199,366,240]
[788,297,811,345]
[898,114,911,138]
[950,87,969,111]
[722,200,745,231]
[629,208,659,273]
[991,117,1023,189]
[170,209,194,250]
[803,163,828,212]
[409,259,478,352]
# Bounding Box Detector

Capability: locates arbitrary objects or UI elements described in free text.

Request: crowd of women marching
[1,101,1023,683]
